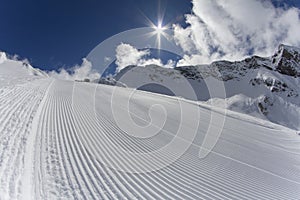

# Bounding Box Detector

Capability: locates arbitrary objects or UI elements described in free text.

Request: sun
[150,20,168,50]
[153,22,166,35]
[141,12,170,50]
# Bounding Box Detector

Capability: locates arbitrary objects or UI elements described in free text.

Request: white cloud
[0,52,7,64]
[165,60,176,68]
[139,58,163,67]
[174,0,300,65]
[115,43,175,72]
[115,43,150,72]
[49,58,100,81]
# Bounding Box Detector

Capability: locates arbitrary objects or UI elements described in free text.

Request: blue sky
[1,0,300,71]
[0,0,191,70]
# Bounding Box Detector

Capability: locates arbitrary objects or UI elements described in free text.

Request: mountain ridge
[110,44,300,130]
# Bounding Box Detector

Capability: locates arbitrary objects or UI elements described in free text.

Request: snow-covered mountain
[0,51,48,87]
[1,47,300,199]
[111,45,300,130]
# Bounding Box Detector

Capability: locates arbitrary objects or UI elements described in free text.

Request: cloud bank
[174,0,300,65]
[115,43,175,72]
[49,58,100,81]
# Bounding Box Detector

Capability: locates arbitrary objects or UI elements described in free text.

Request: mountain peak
[272,44,300,77]
[278,44,300,52]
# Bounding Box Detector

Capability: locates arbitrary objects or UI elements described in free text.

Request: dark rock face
[257,96,274,115]
[176,59,261,82]
[249,77,298,97]
[273,44,300,77]
[176,66,204,81]
[244,56,271,70]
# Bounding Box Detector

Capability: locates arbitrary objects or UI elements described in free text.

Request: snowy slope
[26,80,300,199]
[0,52,47,88]
[0,52,300,199]
[0,54,51,200]
[113,45,300,130]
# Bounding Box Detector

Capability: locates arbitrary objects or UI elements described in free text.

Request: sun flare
[149,21,168,50]
[153,22,166,35]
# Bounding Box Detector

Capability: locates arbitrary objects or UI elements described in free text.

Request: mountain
[102,48,182,77]
[0,46,300,200]
[1,53,300,199]
[272,44,300,77]
[0,51,48,87]
[109,45,300,130]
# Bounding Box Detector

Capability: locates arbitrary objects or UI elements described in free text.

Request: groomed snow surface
[1,55,300,199]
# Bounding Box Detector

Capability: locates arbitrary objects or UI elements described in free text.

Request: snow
[0,78,51,199]
[1,52,300,199]
[112,45,300,130]
[0,52,7,64]
[0,56,47,88]
[207,94,300,130]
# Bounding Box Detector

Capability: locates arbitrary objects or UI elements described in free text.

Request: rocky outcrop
[272,44,300,77]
